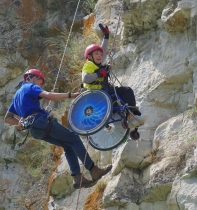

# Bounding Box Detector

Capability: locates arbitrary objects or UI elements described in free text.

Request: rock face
[1,0,197,210]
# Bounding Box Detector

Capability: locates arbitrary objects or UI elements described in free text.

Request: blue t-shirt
[8,82,48,118]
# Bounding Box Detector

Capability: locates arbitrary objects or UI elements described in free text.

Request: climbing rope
[75,136,91,210]
[77,2,126,209]
[45,0,82,112]
[106,0,124,91]
[41,0,124,208]
[37,0,91,207]
[106,0,124,104]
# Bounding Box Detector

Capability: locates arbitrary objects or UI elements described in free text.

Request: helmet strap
[26,74,34,82]
[89,53,100,67]
[26,74,39,84]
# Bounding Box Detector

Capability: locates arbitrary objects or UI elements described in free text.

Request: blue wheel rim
[68,90,112,135]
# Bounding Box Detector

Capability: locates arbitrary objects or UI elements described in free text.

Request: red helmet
[24,69,45,84]
[84,44,103,59]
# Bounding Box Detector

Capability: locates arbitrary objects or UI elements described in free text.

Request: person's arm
[99,24,109,64]
[101,39,109,64]
[82,61,100,83]
[39,91,79,101]
[82,71,98,83]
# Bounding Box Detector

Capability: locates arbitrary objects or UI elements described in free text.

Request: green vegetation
[45,28,100,92]
[35,0,48,9]
[32,21,48,37]
[21,20,48,57]
[16,140,54,179]
[179,136,197,157]
[95,180,107,192]
[35,0,98,14]
[82,0,98,13]
[187,105,197,117]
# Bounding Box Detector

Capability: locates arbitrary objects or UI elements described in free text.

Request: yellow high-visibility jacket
[82,61,104,90]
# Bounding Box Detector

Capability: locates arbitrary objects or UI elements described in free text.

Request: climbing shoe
[128,115,147,130]
[73,173,97,189]
[90,164,112,181]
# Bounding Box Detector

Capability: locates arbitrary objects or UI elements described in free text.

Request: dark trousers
[108,86,141,116]
[30,116,94,176]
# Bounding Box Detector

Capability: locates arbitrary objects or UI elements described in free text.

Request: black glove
[99,23,109,39]
[96,68,107,78]
[101,64,111,71]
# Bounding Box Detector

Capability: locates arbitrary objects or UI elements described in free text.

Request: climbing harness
[12,113,37,150]
[19,114,37,130]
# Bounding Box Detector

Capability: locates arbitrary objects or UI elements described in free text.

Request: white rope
[76,1,124,208]
[107,0,124,90]
[75,136,91,210]
[106,0,124,102]
[46,0,82,111]
[107,0,124,66]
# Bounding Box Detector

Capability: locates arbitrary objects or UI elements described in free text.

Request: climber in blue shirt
[8,81,47,118]
[4,69,112,189]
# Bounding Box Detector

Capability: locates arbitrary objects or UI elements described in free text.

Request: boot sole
[128,116,147,129]
[93,165,112,182]
[73,181,97,189]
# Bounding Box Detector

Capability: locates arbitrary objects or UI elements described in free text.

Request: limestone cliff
[1,0,197,210]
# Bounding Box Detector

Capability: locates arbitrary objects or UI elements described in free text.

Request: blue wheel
[68,90,113,135]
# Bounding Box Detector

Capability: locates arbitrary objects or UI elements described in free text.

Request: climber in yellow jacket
[82,23,146,129]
